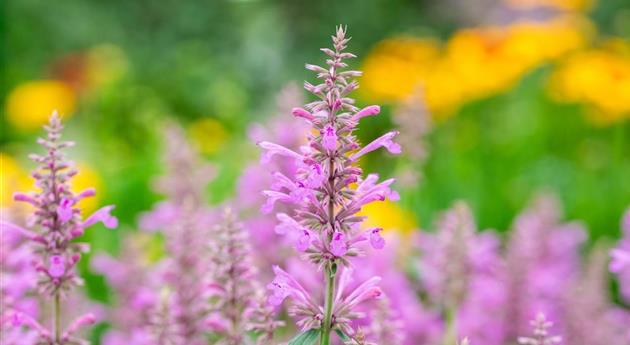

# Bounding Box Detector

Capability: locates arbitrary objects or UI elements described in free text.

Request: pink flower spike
[610,248,630,273]
[296,230,312,252]
[352,105,380,121]
[330,232,348,256]
[321,124,338,151]
[57,198,74,222]
[62,313,96,340]
[350,131,401,160]
[82,205,118,229]
[369,228,385,249]
[258,141,304,164]
[292,107,315,121]
[49,255,66,278]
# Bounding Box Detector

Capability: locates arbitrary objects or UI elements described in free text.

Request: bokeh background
[2,0,630,341]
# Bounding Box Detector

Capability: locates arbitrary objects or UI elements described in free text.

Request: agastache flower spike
[2,112,118,344]
[259,26,400,344]
[208,208,282,344]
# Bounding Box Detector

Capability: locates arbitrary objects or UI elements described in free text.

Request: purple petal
[48,255,65,278]
[321,124,337,151]
[296,230,312,252]
[330,232,348,257]
[57,198,74,223]
[369,228,385,249]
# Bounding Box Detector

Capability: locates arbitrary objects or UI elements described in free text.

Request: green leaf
[335,329,350,341]
[288,329,321,345]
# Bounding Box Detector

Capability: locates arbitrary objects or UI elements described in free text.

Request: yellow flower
[427,15,591,117]
[549,38,630,124]
[360,37,441,102]
[188,117,229,155]
[361,16,591,119]
[504,0,595,11]
[0,153,32,212]
[6,80,76,131]
[358,200,417,236]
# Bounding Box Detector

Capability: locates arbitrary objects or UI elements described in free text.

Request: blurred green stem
[320,263,336,345]
[443,306,457,345]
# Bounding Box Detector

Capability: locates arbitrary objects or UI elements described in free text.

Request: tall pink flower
[207,208,284,344]
[258,26,400,344]
[416,201,507,345]
[138,123,216,345]
[1,112,117,344]
[504,194,586,340]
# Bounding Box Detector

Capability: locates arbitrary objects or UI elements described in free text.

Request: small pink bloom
[330,232,348,256]
[49,255,65,278]
[296,230,312,252]
[352,105,380,121]
[267,275,292,307]
[57,198,74,222]
[291,107,315,121]
[62,313,96,340]
[13,192,38,206]
[258,141,304,164]
[350,131,401,160]
[83,205,118,229]
[302,163,325,189]
[261,191,293,214]
[369,228,385,249]
[321,124,337,151]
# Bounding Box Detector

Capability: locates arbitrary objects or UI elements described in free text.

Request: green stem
[443,306,457,345]
[320,264,336,345]
[54,292,61,343]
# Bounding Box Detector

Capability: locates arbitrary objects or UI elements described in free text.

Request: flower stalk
[259,26,400,343]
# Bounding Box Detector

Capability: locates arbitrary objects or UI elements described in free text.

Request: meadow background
[2,0,630,342]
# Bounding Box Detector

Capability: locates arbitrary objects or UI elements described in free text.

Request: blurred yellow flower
[360,37,441,102]
[361,16,591,118]
[188,117,229,155]
[358,200,417,236]
[549,38,630,124]
[505,0,594,11]
[6,80,76,131]
[0,153,32,212]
